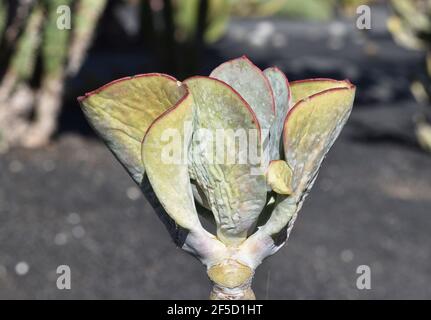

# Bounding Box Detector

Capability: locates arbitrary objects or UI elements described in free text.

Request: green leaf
[141,88,202,231]
[210,56,275,172]
[210,56,275,133]
[78,74,186,184]
[239,80,355,265]
[185,76,267,245]
[290,78,351,105]
[283,81,355,194]
[266,160,293,195]
[264,67,291,160]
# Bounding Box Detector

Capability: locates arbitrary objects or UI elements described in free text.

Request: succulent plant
[78,56,355,300]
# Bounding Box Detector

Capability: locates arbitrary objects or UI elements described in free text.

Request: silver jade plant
[78,56,356,300]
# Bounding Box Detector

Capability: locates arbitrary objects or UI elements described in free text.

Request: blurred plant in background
[140,0,231,78]
[144,0,373,77]
[230,0,373,20]
[388,0,431,152]
[0,0,377,152]
[0,0,106,152]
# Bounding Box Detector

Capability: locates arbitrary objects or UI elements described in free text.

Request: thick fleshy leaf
[283,83,356,194]
[266,160,293,195]
[141,87,227,266]
[141,88,200,230]
[210,56,275,170]
[184,76,267,245]
[238,82,356,267]
[290,78,351,105]
[264,67,291,160]
[78,74,185,184]
[210,56,275,130]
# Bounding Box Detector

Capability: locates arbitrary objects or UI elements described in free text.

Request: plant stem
[207,259,256,300]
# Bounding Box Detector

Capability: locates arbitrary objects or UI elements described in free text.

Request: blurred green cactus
[230,0,374,20]
[173,0,231,43]
[388,0,431,152]
[388,0,431,50]
[0,0,107,151]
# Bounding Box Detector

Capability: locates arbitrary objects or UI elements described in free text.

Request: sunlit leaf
[210,56,275,133]
[284,83,356,193]
[79,74,185,184]
[290,78,351,105]
[264,67,291,160]
[141,87,201,230]
[185,76,267,245]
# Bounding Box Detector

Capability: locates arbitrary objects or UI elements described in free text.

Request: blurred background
[0,0,430,299]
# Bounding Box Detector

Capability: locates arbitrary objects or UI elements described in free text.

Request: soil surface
[1,8,430,299]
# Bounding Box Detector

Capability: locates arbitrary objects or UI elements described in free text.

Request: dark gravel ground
[1,8,430,299]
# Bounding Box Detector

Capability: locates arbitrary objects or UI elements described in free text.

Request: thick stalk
[207,260,255,300]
